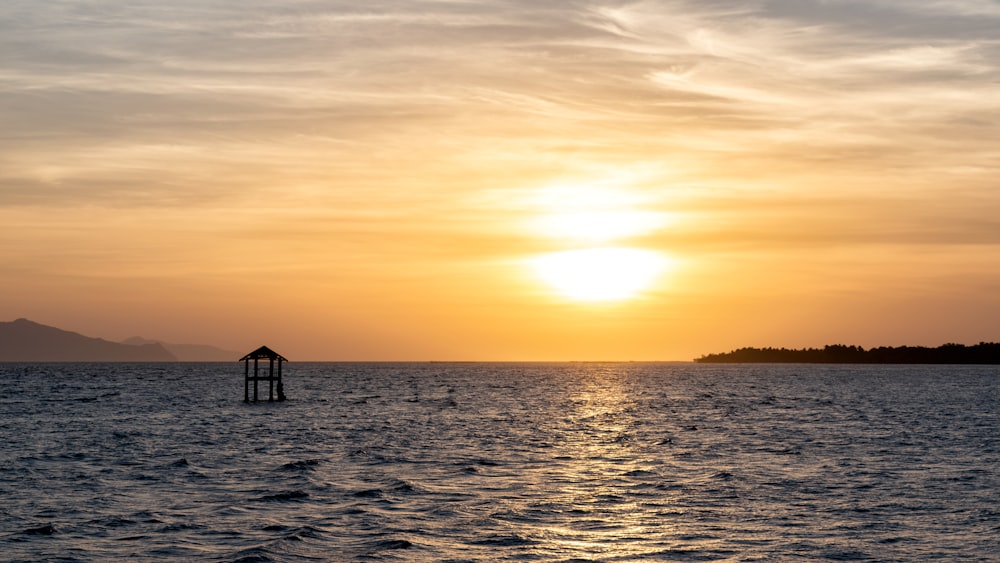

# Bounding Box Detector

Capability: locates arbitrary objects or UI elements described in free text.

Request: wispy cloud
[1,0,997,236]
[0,7,996,235]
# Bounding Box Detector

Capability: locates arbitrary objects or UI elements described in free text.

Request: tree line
[695,343,1000,364]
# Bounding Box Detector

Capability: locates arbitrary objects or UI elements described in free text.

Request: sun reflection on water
[510,365,678,560]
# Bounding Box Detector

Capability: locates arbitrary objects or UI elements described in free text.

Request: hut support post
[277,360,284,401]
[253,357,259,402]
[268,357,275,402]
[244,359,249,402]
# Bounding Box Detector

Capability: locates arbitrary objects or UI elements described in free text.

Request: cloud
[2,0,998,223]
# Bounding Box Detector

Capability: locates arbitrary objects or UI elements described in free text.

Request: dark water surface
[1,363,998,561]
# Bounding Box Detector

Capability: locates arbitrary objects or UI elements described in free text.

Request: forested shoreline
[695,343,1000,364]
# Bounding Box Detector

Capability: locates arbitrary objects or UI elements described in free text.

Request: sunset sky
[2,1,999,360]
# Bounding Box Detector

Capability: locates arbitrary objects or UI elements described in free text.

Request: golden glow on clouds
[2,1,1000,359]
[528,182,673,244]
[533,210,667,243]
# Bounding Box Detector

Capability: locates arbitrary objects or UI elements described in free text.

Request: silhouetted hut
[240,346,287,402]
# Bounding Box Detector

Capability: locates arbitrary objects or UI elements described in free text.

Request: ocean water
[1,362,998,562]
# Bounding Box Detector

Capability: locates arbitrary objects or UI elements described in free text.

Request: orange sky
[2,1,999,360]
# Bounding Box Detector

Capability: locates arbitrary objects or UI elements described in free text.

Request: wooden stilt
[268,357,275,402]
[253,356,259,402]
[277,359,285,401]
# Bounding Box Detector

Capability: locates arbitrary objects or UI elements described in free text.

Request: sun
[531,247,669,302]
[524,179,674,302]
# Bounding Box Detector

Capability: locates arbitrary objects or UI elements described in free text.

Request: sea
[1,362,998,562]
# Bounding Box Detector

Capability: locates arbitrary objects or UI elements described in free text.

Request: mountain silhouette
[121,336,239,361]
[0,318,177,361]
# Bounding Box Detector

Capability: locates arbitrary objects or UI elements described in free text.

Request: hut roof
[239,345,288,362]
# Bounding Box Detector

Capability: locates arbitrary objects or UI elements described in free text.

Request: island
[695,343,1000,364]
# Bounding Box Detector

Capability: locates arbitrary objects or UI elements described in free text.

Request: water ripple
[1,362,998,561]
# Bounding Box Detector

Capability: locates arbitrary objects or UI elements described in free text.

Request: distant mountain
[0,318,177,362]
[121,336,239,361]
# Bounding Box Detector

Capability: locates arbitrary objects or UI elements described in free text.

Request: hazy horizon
[6,317,1000,363]
[3,1,999,360]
